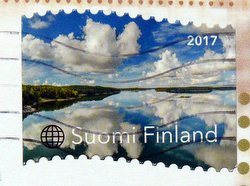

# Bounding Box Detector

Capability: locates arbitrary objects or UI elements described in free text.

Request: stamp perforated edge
[22,8,237,172]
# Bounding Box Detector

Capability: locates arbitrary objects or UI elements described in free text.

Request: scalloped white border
[0,2,249,186]
[22,9,236,171]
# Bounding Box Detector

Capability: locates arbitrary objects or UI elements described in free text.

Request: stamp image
[22,10,236,171]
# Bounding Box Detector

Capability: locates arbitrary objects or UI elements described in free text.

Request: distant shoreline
[23,84,236,92]
[22,84,236,106]
[22,84,235,118]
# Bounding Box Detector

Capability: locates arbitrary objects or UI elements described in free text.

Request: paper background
[0,1,249,185]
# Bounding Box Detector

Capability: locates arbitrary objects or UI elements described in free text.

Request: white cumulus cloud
[23,19,141,73]
[28,15,55,29]
[145,34,235,86]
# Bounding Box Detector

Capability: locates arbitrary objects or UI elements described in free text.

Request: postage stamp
[22,10,236,171]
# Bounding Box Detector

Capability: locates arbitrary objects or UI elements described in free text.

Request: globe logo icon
[40,125,65,149]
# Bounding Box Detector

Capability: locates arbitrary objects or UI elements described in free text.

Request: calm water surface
[23,90,236,170]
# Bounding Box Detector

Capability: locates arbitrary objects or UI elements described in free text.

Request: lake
[23,90,236,170]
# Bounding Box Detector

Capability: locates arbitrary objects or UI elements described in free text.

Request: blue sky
[22,11,235,88]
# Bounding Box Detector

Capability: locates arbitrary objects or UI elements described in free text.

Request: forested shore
[23,85,120,105]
